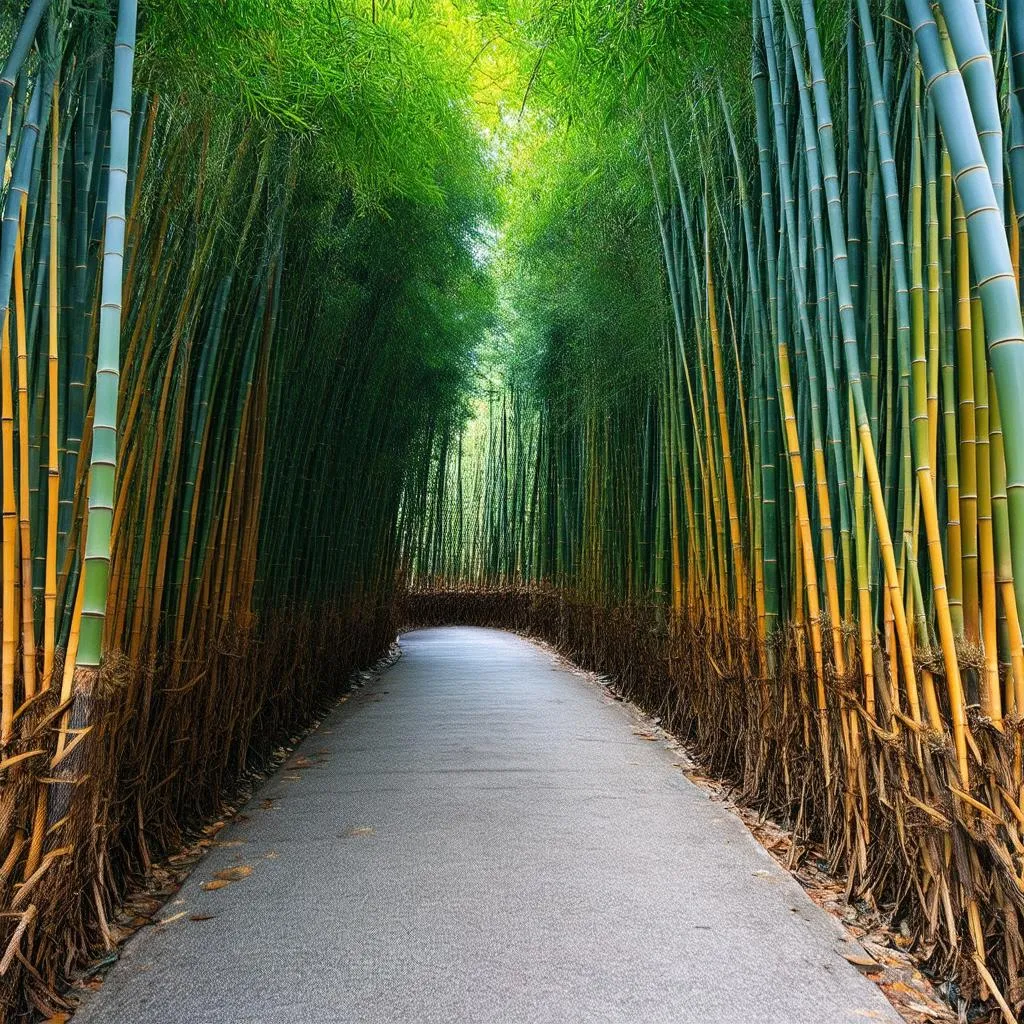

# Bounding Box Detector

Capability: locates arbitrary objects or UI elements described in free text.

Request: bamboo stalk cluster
[0,1,489,1016]
[409,0,1024,1015]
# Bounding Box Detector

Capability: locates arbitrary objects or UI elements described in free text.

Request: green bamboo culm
[76,0,138,675]
[906,0,1024,627]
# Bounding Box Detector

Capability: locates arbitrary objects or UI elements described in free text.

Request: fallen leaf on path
[345,826,374,838]
[189,914,216,922]
[214,865,252,882]
[288,756,315,769]
[156,911,188,927]
[632,730,658,740]
[201,880,231,891]
[840,950,881,970]
[44,1015,70,1023]
[260,799,276,810]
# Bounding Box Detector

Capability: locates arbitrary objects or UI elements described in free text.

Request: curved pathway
[74,626,901,1024]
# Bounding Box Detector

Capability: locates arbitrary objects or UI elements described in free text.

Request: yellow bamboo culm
[705,222,747,636]
[43,86,60,689]
[13,197,34,700]
[778,342,829,782]
[54,567,85,763]
[1,311,18,744]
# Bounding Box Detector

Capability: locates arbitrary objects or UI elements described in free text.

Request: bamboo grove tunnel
[0,0,1022,1020]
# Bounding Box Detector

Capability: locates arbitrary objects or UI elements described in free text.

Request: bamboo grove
[2,0,1024,1018]
[0,0,493,1017]
[405,0,1024,1017]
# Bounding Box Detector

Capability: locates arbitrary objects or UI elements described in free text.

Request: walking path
[74,626,901,1024]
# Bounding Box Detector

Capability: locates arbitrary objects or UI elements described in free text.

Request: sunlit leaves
[140,0,493,208]
[497,116,664,414]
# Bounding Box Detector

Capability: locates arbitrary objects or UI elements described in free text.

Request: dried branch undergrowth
[0,599,397,1022]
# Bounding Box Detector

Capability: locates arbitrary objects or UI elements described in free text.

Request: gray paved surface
[73,626,902,1024]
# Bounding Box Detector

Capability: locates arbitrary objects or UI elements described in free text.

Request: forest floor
[70,626,910,1023]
